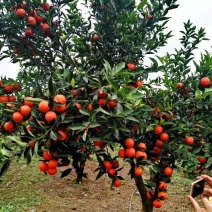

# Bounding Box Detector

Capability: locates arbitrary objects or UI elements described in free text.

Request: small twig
[128,187,138,212]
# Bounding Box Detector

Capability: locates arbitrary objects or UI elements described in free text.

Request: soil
[0,160,196,212]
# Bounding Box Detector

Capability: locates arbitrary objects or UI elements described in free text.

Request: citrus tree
[0,0,212,211]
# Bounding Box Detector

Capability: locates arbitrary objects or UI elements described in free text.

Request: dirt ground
[0,160,196,212]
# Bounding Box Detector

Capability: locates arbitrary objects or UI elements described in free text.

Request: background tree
[0,0,211,211]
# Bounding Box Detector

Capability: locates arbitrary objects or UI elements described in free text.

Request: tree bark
[134,176,153,212]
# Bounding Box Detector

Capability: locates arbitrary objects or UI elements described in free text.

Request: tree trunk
[134,176,153,212]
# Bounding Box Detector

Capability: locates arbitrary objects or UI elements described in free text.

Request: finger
[204,188,212,197]
[201,175,212,186]
[202,197,212,211]
[187,195,201,211]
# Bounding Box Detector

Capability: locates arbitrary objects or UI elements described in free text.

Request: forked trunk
[134,176,153,212]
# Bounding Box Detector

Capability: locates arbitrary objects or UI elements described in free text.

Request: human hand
[197,175,212,197]
[187,195,212,212]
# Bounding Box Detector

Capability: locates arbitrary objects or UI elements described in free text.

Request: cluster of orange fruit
[9,1,53,55]
[0,80,21,103]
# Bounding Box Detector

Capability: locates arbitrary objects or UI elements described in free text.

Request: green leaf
[7,136,27,148]
[103,60,111,74]
[107,78,118,93]
[138,0,147,10]
[96,107,111,115]
[0,159,12,177]
[71,78,75,87]
[121,109,134,116]
[79,108,90,116]
[60,168,72,178]
[48,77,56,97]
[113,62,125,74]
[89,121,100,128]
[125,116,139,123]
[69,124,86,130]
[63,68,70,79]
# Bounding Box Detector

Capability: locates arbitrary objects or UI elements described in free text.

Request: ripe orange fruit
[108,100,116,108]
[200,77,210,87]
[42,2,51,11]
[198,157,207,163]
[24,98,34,107]
[135,81,143,88]
[13,84,21,91]
[8,95,16,102]
[47,168,57,175]
[21,1,27,9]
[160,133,169,141]
[0,95,9,103]
[29,140,35,148]
[154,125,163,135]
[164,167,173,177]
[134,167,143,176]
[108,168,116,176]
[45,111,57,122]
[158,181,168,190]
[185,136,194,145]
[43,151,52,161]
[34,12,44,23]
[127,63,135,71]
[146,190,155,200]
[111,160,119,169]
[157,191,167,200]
[76,103,82,110]
[4,121,15,132]
[20,105,31,116]
[153,199,162,208]
[165,111,174,119]
[54,104,66,113]
[125,148,135,158]
[54,94,66,104]
[176,82,183,89]
[27,16,36,27]
[70,89,78,97]
[4,85,13,93]
[153,146,160,155]
[92,34,99,41]
[12,112,24,123]
[135,151,147,159]
[26,125,33,132]
[48,160,58,169]
[118,149,125,158]
[38,100,50,113]
[87,103,93,112]
[98,99,106,107]
[155,140,164,148]
[93,140,104,147]
[97,90,107,98]
[104,161,112,170]
[41,23,50,33]
[25,29,34,36]
[114,178,121,187]
[39,162,48,172]
[57,130,68,141]
[16,8,26,17]
[137,142,146,150]
[125,138,134,148]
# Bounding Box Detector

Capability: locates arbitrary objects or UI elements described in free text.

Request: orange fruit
[38,100,50,113]
[98,99,106,107]
[135,151,147,159]
[108,168,116,176]
[200,77,210,87]
[0,95,9,103]
[8,95,16,102]
[92,34,99,41]
[134,167,143,176]
[87,103,93,112]
[26,125,33,132]
[153,147,160,155]
[160,133,169,141]
[104,161,112,170]
[176,82,183,89]
[135,81,143,88]
[27,16,36,27]
[158,181,168,190]
[165,111,174,119]
[111,160,119,169]
[12,112,24,123]
[76,103,82,110]
[57,130,68,141]
[41,23,50,33]
[198,157,207,163]
[47,168,57,175]
[54,104,66,113]
[185,136,194,145]
[164,167,173,177]
[70,89,78,97]
[20,105,31,116]
[93,140,104,147]
[153,199,162,208]
[146,190,155,200]
[34,12,44,23]
[48,160,58,169]
[39,162,48,172]
[54,94,66,104]
[118,149,125,158]
[4,85,13,93]
[114,178,121,187]
[97,90,107,98]
[16,8,26,17]
[155,140,164,148]
[154,125,163,135]
[157,191,167,200]
[13,84,21,91]
[45,111,57,122]
[108,100,116,108]
[137,142,146,150]
[24,98,34,107]
[4,121,15,132]
[125,138,134,148]
[25,29,34,36]
[125,148,135,158]
[43,151,52,161]
[127,63,135,71]
[42,2,51,11]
